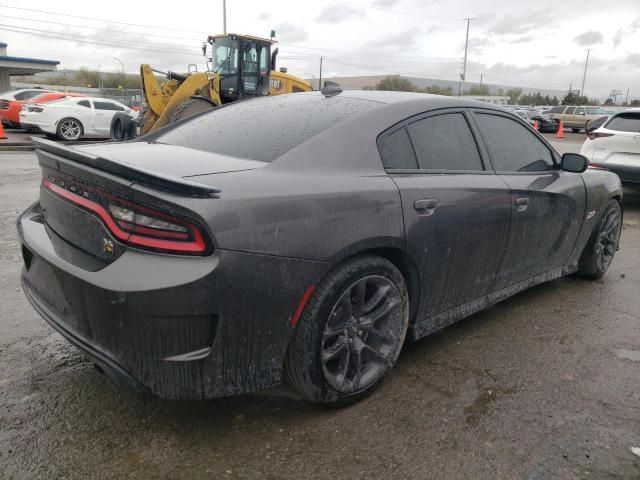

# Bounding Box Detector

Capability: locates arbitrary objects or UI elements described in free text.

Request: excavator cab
[111,31,311,140]
[207,34,273,102]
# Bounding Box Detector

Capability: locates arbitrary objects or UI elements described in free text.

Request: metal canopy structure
[0,43,60,92]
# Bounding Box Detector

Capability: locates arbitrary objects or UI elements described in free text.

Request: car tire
[577,199,622,280]
[56,117,83,141]
[110,112,137,141]
[284,255,409,406]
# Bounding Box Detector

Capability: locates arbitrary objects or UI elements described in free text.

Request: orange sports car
[3,91,85,129]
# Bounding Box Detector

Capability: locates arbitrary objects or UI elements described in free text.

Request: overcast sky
[1,0,639,99]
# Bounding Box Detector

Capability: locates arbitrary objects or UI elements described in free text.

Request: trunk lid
[74,142,267,178]
[35,139,240,268]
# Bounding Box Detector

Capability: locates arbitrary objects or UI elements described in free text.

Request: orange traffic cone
[0,121,6,140]
[556,120,564,139]
[533,120,539,131]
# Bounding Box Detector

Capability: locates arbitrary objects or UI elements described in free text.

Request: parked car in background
[580,108,640,184]
[585,115,610,137]
[18,91,622,405]
[9,92,87,131]
[19,97,135,140]
[0,88,52,127]
[548,106,610,132]
[515,109,558,133]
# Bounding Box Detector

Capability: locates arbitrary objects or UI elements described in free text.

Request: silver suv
[548,105,609,132]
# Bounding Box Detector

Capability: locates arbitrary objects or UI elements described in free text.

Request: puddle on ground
[613,349,640,362]
[464,385,515,426]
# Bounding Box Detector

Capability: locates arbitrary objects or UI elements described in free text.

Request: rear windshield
[606,113,640,133]
[155,94,380,162]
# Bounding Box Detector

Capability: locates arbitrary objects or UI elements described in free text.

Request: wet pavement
[1,150,639,480]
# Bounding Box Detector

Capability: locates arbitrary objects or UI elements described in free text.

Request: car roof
[0,88,49,96]
[308,90,504,112]
[57,97,125,103]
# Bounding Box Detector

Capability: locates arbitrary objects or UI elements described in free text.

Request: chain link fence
[96,88,144,109]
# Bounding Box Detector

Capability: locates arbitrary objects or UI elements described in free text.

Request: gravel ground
[1,149,639,480]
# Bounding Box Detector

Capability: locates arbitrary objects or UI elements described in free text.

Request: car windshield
[155,94,380,162]
[586,107,608,115]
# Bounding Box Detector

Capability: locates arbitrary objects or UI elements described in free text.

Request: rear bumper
[18,202,329,399]
[22,278,151,395]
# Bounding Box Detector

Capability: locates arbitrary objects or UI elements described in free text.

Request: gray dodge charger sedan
[18,90,623,405]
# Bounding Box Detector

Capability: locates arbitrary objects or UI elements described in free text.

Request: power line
[0,3,209,34]
[0,14,204,42]
[0,3,464,61]
[0,24,203,57]
[281,42,463,60]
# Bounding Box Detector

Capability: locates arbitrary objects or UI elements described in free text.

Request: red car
[3,91,85,129]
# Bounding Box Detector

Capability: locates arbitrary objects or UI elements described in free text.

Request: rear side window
[77,100,91,108]
[606,113,640,132]
[475,113,555,172]
[407,113,483,171]
[549,106,565,114]
[377,127,417,169]
[15,91,40,100]
[156,94,379,162]
[94,101,123,111]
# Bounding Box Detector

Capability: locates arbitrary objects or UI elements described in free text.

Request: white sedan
[580,108,640,185]
[19,97,136,141]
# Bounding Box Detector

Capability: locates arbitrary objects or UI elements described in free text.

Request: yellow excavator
[110,33,312,140]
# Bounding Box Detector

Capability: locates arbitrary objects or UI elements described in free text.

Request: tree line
[13,67,143,90]
[368,76,623,106]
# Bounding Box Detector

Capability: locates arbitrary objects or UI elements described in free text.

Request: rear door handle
[515,197,529,212]
[414,198,438,216]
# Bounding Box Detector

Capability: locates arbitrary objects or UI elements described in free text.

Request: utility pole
[460,17,473,96]
[580,49,591,97]
[97,65,103,94]
[625,88,630,105]
[223,0,227,34]
[319,56,323,90]
[480,73,483,88]
[113,57,125,103]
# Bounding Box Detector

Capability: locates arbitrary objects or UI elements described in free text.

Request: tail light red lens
[588,132,614,140]
[42,179,209,255]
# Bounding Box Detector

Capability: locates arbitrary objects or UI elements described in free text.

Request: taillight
[588,132,614,140]
[588,162,606,170]
[42,179,209,255]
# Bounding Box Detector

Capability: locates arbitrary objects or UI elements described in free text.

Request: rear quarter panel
[147,168,405,262]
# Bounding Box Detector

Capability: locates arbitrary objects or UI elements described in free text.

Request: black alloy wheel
[284,255,409,405]
[578,199,622,279]
[321,275,404,394]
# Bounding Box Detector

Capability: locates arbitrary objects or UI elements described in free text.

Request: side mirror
[561,153,588,173]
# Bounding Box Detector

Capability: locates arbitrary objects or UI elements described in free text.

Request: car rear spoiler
[33,138,220,198]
